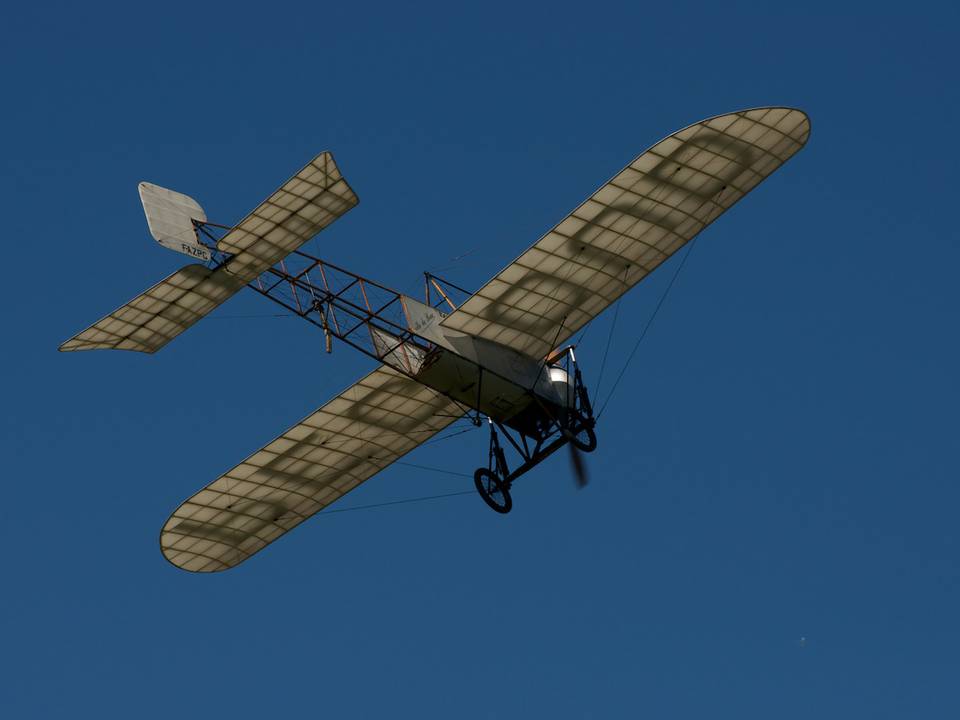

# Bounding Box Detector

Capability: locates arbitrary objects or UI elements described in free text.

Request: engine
[548,366,577,408]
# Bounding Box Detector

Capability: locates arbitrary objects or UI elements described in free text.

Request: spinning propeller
[562,427,591,489]
[568,441,589,488]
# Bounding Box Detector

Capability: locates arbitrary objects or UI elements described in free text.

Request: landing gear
[474,421,513,514]
[470,346,597,513]
[474,468,512,513]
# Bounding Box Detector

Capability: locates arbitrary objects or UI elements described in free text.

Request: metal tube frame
[483,346,595,487]
[195,223,596,485]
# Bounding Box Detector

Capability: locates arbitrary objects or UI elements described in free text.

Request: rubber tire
[474,468,513,514]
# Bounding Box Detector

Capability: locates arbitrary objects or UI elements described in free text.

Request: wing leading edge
[440,107,811,358]
[160,366,464,572]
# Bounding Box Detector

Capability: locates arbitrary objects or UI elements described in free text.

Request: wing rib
[60,151,358,353]
[439,107,811,357]
[160,366,463,572]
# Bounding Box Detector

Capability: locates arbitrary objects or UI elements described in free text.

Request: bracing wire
[207,313,296,320]
[529,244,588,390]
[573,321,592,347]
[317,490,476,517]
[421,425,478,446]
[319,424,481,515]
[392,461,473,479]
[596,236,699,420]
[593,301,620,403]
[593,265,630,403]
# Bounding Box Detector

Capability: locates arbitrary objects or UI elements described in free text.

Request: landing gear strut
[471,346,596,514]
[474,422,512,513]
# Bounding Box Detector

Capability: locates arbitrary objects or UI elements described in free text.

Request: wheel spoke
[474,468,512,513]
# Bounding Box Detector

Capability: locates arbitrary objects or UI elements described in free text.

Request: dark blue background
[2,2,958,717]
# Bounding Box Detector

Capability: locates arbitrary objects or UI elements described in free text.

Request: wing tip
[741,105,812,147]
[158,515,258,574]
[159,536,244,574]
[58,336,157,354]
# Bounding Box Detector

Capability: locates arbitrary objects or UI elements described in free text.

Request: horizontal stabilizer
[58,264,245,353]
[215,151,358,282]
[59,151,358,353]
[139,182,211,262]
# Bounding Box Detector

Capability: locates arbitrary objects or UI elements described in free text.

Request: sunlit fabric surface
[59,152,357,353]
[216,151,358,282]
[440,107,810,358]
[58,265,244,353]
[160,366,463,572]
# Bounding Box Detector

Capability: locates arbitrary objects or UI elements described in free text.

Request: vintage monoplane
[61,107,810,572]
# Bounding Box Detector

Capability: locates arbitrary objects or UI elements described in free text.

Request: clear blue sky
[2,2,958,717]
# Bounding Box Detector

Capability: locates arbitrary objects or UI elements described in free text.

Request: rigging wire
[531,313,568,389]
[207,313,296,319]
[317,490,476,517]
[595,236,699,420]
[392,461,473,479]
[427,246,482,275]
[421,425,478,446]
[593,265,630,403]
[573,321,592,347]
[529,244,588,389]
[593,299,621,403]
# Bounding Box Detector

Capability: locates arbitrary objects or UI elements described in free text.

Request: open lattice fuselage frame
[255,250,436,364]
[196,233,590,469]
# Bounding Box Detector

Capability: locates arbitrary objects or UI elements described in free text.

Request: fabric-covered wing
[441,107,810,357]
[59,151,357,353]
[58,264,245,353]
[216,151,358,282]
[160,366,463,572]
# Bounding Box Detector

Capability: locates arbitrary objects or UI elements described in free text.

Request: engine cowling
[548,366,576,408]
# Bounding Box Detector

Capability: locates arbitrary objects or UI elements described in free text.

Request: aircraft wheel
[474,468,512,514]
[569,425,597,453]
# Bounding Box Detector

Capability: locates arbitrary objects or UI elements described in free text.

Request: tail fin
[139,182,212,262]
